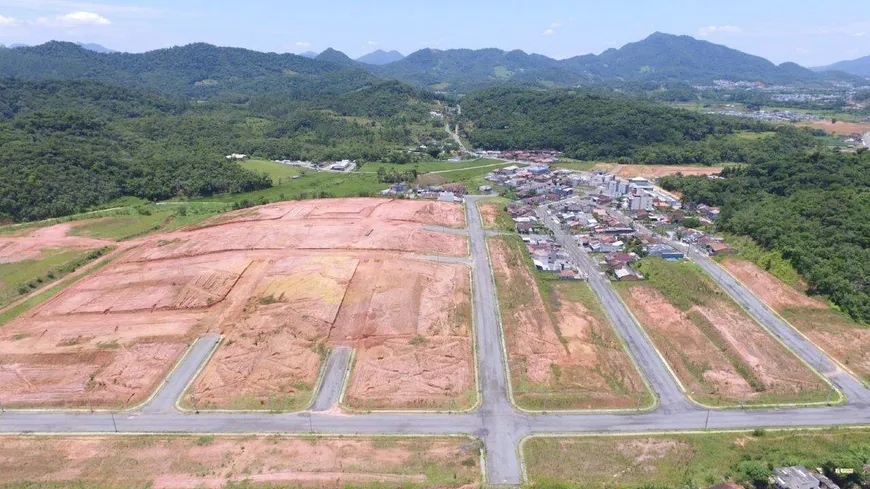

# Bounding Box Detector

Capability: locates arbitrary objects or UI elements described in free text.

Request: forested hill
[369,32,856,92]
[0,77,445,222]
[459,87,800,165]
[0,78,271,221]
[0,41,378,98]
[659,149,870,324]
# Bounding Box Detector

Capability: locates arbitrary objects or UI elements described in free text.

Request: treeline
[460,88,773,164]
[659,148,870,323]
[0,77,446,222]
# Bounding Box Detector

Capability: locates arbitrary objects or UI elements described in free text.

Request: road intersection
[2,196,870,487]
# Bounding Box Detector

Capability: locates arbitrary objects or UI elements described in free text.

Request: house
[706,242,734,256]
[614,267,642,281]
[772,466,839,489]
[605,253,635,269]
[646,244,685,260]
[559,270,583,281]
[516,223,534,234]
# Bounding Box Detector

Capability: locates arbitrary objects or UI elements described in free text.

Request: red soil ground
[488,238,648,409]
[797,120,870,136]
[479,203,501,228]
[0,223,115,264]
[0,199,473,410]
[721,257,870,384]
[0,436,480,489]
[619,283,827,405]
[592,163,725,179]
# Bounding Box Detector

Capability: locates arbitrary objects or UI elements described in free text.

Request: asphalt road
[4,198,870,488]
[310,346,353,411]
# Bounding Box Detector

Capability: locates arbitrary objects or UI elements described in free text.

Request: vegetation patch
[525,429,870,489]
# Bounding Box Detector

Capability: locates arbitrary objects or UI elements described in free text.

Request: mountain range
[0,33,866,98]
[813,55,870,78]
[356,49,405,65]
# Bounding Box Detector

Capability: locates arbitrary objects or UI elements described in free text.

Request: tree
[733,460,772,489]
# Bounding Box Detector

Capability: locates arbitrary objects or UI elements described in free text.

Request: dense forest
[0,42,379,99]
[659,148,870,323]
[460,87,784,164]
[0,78,443,222]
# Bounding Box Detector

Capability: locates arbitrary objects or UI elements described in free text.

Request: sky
[0,0,867,67]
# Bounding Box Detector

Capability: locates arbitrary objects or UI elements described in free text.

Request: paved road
[310,347,353,411]
[465,196,524,485]
[5,198,870,488]
[143,333,221,413]
[534,207,691,414]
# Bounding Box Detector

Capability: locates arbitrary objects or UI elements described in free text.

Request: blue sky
[0,0,867,66]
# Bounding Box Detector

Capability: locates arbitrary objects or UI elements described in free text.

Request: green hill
[0,41,379,98]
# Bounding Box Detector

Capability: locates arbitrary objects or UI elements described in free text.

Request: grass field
[238,158,303,184]
[0,249,119,327]
[524,429,870,489]
[68,203,228,241]
[477,197,513,232]
[198,170,388,204]
[551,158,598,171]
[0,248,109,309]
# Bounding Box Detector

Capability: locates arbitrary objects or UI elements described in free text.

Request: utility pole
[111,412,118,433]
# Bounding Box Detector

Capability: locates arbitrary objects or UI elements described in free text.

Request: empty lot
[617,259,829,407]
[0,435,481,489]
[489,236,650,410]
[0,199,475,411]
[721,256,870,385]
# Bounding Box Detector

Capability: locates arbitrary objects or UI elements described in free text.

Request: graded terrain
[590,163,725,179]
[523,429,870,489]
[616,259,830,406]
[720,256,870,385]
[0,435,481,489]
[0,199,475,411]
[488,236,650,410]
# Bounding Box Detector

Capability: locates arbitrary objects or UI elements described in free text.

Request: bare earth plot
[0,435,481,489]
[0,199,474,411]
[616,259,829,407]
[489,236,650,410]
[720,256,870,385]
[591,163,725,179]
[524,429,870,489]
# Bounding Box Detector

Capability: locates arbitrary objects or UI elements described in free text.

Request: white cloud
[295,41,310,48]
[35,10,110,26]
[542,20,563,36]
[697,25,742,36]
[367,40,380,46]
[795,47,811,55]
[0,13,17,26]
[855,32,867,37]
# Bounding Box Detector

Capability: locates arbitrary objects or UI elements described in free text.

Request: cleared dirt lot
[797,120,870,136]
[0,199,474,410]
[617,259,829,406]
[721,256,870,385]
[489,237,650,410]
[0,435,481,489]
[0,223,114,264]
[591,163,725,179]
